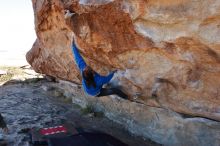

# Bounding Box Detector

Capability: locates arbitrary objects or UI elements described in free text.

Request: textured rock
[27,0,220,123]
[56,80,220,146]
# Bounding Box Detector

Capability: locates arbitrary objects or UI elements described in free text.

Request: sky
[0,0,36,66]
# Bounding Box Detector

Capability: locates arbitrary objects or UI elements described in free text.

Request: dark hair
[82,67,96,88]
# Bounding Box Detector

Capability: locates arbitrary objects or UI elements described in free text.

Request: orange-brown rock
[27,0,220,121]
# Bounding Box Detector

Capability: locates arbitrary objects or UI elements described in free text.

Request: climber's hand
[64,10,75,19]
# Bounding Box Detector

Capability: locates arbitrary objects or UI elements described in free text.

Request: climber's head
[82,66,96,88]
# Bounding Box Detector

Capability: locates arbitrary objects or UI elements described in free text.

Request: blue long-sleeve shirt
[72,42,114,96]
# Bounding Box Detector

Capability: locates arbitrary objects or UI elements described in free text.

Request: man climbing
[71,39,128,99]
[64,9,128,99]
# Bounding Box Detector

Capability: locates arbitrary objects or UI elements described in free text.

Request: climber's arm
[98,72,115,85]
[72,42,87,72]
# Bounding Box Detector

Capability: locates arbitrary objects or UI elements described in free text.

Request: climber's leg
[97,88,128,99]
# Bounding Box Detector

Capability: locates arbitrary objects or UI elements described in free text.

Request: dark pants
[97,88,128,99]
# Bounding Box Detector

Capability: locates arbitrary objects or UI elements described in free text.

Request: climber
[64,9,128,99]
[0,113,8,134]
[71,39,128,99]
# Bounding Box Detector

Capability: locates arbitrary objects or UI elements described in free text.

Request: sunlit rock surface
[27,0,220,144]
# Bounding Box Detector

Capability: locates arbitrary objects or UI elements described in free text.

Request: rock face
[27,0,220,143]
[57,80,220,146]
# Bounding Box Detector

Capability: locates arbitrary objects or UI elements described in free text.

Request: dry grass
[0,66,25,83]
[81,105,104,118]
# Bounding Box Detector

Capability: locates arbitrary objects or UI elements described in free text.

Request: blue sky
[0,0,36,51]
